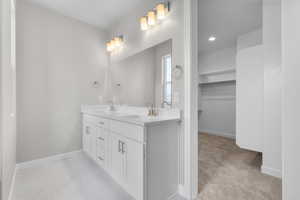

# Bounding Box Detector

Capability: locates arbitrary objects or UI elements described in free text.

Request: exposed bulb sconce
[156,2,170,20]
[140,1,170,31]
[106,41,112,52]
[140,16,149,31]
[147,11,156,26]
[106,35,124,53]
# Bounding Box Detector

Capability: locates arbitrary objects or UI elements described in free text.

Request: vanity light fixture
[106,35,124,53]
[140,1,170,31]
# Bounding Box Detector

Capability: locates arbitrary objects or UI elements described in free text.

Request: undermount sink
[95,110,141,118]
[122,115,141,118]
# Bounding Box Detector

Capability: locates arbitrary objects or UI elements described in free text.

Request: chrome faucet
[148,104,158,116]
[108,100,116,111]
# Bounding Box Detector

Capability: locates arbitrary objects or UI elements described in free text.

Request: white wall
[282,0,300,199]
[16,1,109,162]
[236,45,264,152]
[0,0,17,199]
[199,46,237,73]
[237,29,262,50]
[198,46,236,138]
[262,0,282,178]
[236,29,263,152]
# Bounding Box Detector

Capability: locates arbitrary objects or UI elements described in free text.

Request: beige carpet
[198,133,282,200]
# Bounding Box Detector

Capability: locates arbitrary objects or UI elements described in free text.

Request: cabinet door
[90,125,97,160]
[96,127,107,168]
[122,139,144,200]
[83,123,92,155]
[83,122,97,159]
[110,133,124,185]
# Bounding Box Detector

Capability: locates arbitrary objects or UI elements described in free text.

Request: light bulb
[140,16,148,31]
[114,37,122,48]
[110,39,116,50]
[156,3,166,20]
[147,11,156,26]
[106,41,112,52]
[208,36,216,42]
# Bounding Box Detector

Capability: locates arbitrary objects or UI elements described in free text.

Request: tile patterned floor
[198,133,282,200]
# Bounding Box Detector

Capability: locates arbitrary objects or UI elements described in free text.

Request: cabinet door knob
[122,142,126,154]
[98,137,104,141]
[118,140,122,152]
[98,156,104,161]
[86,127,90,134]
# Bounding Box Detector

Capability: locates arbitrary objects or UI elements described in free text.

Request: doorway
[197,0,282,199]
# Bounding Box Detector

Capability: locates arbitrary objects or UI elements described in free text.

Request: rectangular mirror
[110,39,172,108]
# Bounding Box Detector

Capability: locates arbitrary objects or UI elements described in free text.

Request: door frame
[182,0,198,199]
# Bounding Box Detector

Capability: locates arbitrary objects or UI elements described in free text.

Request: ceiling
[21,0,146,30]
[21,0,262,52]
[198,0,262,53]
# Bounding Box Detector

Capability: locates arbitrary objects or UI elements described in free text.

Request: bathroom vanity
[81,105,181,200]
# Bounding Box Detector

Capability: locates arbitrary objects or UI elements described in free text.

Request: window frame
[161,54,172,107]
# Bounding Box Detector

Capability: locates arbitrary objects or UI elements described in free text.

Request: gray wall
[16,1,109,162]
[1,0,17,199]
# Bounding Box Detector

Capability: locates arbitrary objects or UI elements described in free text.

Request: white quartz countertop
[81,105,181,126]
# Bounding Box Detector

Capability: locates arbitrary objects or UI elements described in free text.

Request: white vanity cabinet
[82,112,179,200]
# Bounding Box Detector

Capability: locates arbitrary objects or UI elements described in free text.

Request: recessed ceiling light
[208,36,216,42]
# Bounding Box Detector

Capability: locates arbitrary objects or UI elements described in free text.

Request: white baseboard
[178,184,185,197]
[168,192,179,200]
[261,165,282,178]
[177,184,198,200]
[17,150,82,170]
[199,129,235,139]
[8,166,17,200]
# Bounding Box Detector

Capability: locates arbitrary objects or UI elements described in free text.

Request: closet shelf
[199,68,236,76]
[201,95,236,101]
[199,68,236,85]
[199,79,236,85]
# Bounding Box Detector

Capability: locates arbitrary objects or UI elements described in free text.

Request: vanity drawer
[83,114,110,129]
[110,120,144,143]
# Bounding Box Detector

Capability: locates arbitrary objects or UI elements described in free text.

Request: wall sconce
[140,2,170,31]
[106,35,124,53]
